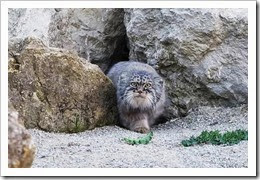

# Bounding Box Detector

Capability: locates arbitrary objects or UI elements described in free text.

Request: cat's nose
[137,90,143,94]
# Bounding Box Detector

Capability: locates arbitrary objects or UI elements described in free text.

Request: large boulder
[8,104,35,168]
[124,8,248,117]
[8,37,118,133]
[8,8,128,72]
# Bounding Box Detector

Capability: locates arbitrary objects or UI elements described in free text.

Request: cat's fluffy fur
[107,61,165,133]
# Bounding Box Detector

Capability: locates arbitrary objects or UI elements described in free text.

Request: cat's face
[123,72,157,109]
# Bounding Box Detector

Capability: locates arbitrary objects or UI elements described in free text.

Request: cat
[107,61,165,133]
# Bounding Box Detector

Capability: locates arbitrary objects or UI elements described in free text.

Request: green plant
[181,129,248,147]
[72,113,84,133]
[123,131,153,145]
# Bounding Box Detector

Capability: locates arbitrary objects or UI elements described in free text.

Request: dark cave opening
[105,34,130,74]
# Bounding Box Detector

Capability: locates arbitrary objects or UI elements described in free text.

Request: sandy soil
[29,105,248,168]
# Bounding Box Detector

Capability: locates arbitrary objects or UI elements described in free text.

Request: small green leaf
[123,131,153,145]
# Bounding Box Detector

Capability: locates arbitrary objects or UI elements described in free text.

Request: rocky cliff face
[124,8,248,117]
[8,8,248,124]
[8,37,118,133]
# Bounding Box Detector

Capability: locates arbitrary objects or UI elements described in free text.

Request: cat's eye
[130,82,136,87]
[144,83,152,88]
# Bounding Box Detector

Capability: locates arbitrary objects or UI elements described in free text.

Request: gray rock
[8,8,55,44]
[8,8,248,119]
[8,104,35,168]
[8,37,118,133]
[8,8,127,72]
[48,8,127,71]
[124,8,248,117]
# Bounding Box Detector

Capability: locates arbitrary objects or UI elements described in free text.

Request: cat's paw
[134,127,150,134]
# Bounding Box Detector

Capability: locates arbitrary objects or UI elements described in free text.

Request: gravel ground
[29,105,248,168]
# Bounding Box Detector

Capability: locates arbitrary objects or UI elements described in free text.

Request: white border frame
[1,1,256,177]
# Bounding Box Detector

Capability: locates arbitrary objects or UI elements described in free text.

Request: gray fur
[107,61,165,133]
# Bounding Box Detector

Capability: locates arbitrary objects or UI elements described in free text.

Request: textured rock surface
[8,37,118,133]
[124,8,248,117]
[8,104,35,168]
[48,8,128,71]
[8,9,55,44]
[8,8,248,120]
[8,8,127,71]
